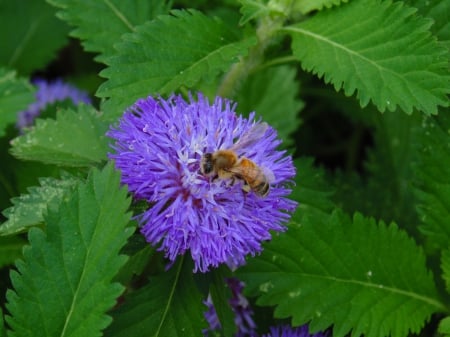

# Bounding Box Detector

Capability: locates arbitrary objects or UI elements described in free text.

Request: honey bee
[200,123,273,197]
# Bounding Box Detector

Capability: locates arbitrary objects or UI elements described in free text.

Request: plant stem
[217,14,286,98]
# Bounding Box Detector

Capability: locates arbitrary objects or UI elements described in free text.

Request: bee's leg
[241,182,250,201]
[241,182,251,193]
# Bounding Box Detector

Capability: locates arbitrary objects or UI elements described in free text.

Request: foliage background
[0,0,449,336]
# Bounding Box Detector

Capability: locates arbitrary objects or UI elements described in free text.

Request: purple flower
[203,294,221,335]
[203,278,257,337]
[17,78,91,129]
[227,278,257,337]
[108,93,297,272]
[262,325,328,337]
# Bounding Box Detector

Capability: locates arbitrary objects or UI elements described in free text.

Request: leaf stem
[253,55,298,73]
[217,13,287,98]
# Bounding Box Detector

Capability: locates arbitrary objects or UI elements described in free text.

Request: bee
[200,123,273,197]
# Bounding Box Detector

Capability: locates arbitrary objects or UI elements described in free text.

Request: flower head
[17,78,91,129]
[262,325,328,337]
[108,93,297,272]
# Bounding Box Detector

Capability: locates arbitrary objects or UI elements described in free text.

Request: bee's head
[200,153,214,175]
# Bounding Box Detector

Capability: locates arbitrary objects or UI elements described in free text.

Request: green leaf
[205,268,235,336]
[0,69,35,137]
[0,0,69,75]
[237,210,443,337]
[10,104,110,167]
[332,112,421,232]
[104,257,206,337]
[0,235,26,268]
[439,317,450,336]
[114,243,153,285]
[292,0,349,15]
[0,175,79,236]
[98,9,256,117]
[284,0,449,114]
[238,0,271,25]
[0,308,5,337]
[442,249,450,294]
[406,0,450,44]
[48,0,170,62]
[290,157,335,221]
[5,164,134,337]
[413,113,450,252]
[235,65,303,147]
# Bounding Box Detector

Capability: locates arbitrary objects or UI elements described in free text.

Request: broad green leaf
[10,104,109,167]
[0,236,26,268]
[0,175,79,236]
[0,0,69,75]
[98,9,256,117]
[292,0,348,14]
[284,0,449,114]
[235,65,303,147]
[0,69,34,137]
[413,113,450,252]
[5,164,134,337]
[104,257,206,337]
[237,210,443,337]
[48,0,170,62]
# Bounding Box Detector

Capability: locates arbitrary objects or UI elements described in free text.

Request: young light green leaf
[0,1,69,75]
[284,0,449,114]
[238,0,271,25]
[48,0,170,61]
[237,210,444,337]
[98,9,256,117]
[104,257,206,337]
[10,104,110,166]
[5,164,134,337]
[439,317,450,336]
[292,0,348,14]
[235,65,303,147]
[0,69,34,137]
[413,113,450,252]
[0,236,26,268]
[0,175,79,236]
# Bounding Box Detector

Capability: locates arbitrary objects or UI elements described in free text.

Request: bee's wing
[230,122,268,152]
[262,166,275,183]
[227,163,275,184]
